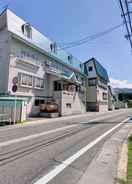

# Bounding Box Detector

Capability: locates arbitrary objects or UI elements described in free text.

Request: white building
[0,9,86,118]
[84,58,109,112]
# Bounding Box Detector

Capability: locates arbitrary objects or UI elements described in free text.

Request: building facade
[108,85,115,111]
[0,9,86,118]
[84,58,109,112]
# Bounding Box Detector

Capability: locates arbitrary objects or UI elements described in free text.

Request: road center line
[34,117,130,184]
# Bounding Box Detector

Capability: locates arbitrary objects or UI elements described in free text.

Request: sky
[0,0,132,88]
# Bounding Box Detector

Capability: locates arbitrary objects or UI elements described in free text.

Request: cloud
[110,78,132,88]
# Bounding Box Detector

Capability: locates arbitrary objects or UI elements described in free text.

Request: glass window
[66,103,72,108]
[34,77,45,89]
[103,92,108,100]
[34,99,45,106]
[20,73,33,87]
[88,66,93,72]
[22,23,32,39]
[34,99,40,106]
[88,78,97,86]
[54,81,62,91]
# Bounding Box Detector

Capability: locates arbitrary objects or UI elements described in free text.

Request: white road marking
[0,112,128,147]
[0,124,77,148]
[34,117,130,184]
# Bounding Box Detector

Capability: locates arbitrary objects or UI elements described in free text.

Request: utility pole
[118,0,132,50]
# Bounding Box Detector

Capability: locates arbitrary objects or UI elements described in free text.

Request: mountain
[114,88,132,94]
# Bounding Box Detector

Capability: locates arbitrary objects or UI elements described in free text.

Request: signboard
[12,77,18,85]
[12,85,18,93]
[12,77,18,93]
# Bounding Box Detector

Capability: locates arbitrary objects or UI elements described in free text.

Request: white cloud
[110,78,132,88]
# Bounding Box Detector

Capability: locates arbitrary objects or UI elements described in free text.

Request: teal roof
[95,60,109,81]
[50,49,84,73]
[84,58,109,82]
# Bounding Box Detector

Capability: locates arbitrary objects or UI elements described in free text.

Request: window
[19,73,45,89]
[34,99,45,106]
[22,23,32,39]
[88,66,93,72]
[20,73,33,87]
[54,81,62,91]
[88,78,97,86]
[66,103,72,108]
[34,99,40,106]
[103,92,108,100]
[34,77,45,89]
[68,55,73,64]
[50,42,57,53]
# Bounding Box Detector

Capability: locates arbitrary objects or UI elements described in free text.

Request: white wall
[8,38,47,97]
[54,91,86,116]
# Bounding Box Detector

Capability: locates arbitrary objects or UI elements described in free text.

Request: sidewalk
[78,121,132,184]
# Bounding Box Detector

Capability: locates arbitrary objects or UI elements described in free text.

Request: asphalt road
[0,109,131,184]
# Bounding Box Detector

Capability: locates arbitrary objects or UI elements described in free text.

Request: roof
[84,58,109,82]
[3,8,84,74]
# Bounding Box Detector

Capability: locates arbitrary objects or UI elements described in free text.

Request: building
[84,58,109,112]
[0,8,86,118]
[108,85,115,111]
[113,90,128,109]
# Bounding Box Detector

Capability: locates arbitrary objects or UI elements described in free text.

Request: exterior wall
[7,38,52,116]
[108,90,115,111]
[0,28,10,93]
[0,11,10,93]
[97,84,108,112]
[86,85,97,102]
[54,91,86,116]
[85,60,96,78]
[86,85,97,111]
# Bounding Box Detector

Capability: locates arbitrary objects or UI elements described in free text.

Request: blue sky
[1,0,132,87]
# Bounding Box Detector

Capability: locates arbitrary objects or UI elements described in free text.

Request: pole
[14,94,17,124]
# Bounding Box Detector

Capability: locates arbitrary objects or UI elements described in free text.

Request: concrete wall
[86,85,97,102]
[97,85,108,112]
[54,91,86,116]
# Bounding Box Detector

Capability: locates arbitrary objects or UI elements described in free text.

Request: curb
[116,125,132,184]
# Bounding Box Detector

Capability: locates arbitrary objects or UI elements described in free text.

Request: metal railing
[0,114,11,125]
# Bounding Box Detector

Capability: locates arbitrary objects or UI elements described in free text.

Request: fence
[0,97,23,123]
[0,114,11,124]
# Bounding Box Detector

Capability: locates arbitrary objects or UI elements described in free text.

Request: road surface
[0,109,131,184]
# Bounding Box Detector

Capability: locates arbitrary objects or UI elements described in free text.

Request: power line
[58,23,124,50]
[118,0,132,50]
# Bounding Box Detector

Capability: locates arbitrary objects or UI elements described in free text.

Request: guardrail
[0,114,11,124]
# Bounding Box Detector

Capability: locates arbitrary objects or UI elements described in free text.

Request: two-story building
[0,8,86,118]
[84,58,109,112]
